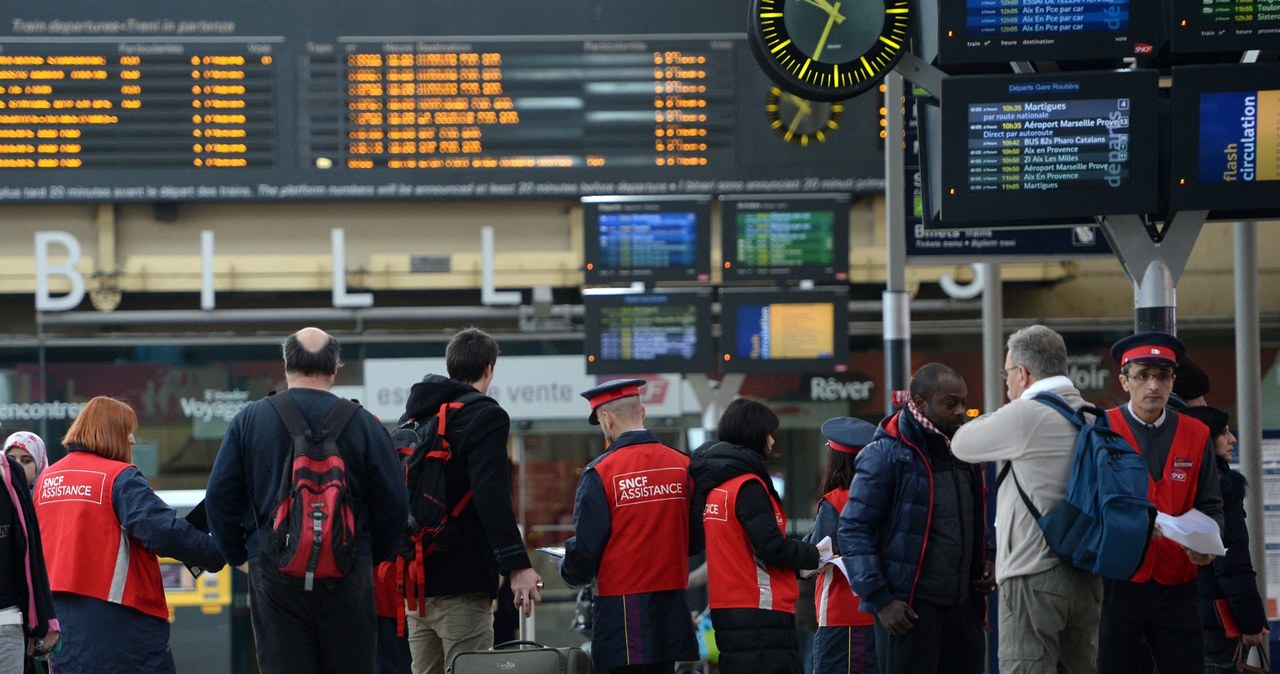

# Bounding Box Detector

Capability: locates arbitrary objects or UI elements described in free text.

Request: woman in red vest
[690,398,820,674]
[807,417,879,674]
[34,396,226,674]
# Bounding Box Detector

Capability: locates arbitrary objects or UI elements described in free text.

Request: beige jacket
[951,376,1087,583]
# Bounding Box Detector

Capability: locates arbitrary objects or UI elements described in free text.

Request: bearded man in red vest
[1097,332,1224,674]
[559,379,699,674]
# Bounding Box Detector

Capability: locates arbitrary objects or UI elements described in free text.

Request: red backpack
[262,392,360,590]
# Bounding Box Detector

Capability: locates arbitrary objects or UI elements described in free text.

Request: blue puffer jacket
[836,409,991,615]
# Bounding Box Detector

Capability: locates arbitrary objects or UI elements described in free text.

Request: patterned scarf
[907,398,951,449]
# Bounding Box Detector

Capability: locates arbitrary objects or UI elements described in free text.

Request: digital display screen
[719,287,849,374]
[583,195,711,283]
[924,0,1157,64]
[929,70,1159,224]
[1170,64,1280,217]
[583,289,712,375]
[1171,0,1280,52]
[0,0,887,202]
[720,193,849,282]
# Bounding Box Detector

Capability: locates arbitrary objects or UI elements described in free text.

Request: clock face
[749,0,910,102]
[766,87,844,145]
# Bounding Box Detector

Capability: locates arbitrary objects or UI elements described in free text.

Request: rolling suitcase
[448,639,591,674]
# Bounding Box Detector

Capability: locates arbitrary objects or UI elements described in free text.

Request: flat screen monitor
[929,70,1159,225]
[582,196,712,284]
[920,0,1161,65]
[1170,0,1280,52]
[1169,64,1280,218]
[719,287,849,374]
[583,288,713,375]
[720,194,850,282]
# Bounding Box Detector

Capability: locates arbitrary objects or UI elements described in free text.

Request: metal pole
[883,71,911,413]
[1234,220,1267,599]
[980,263,1003,415]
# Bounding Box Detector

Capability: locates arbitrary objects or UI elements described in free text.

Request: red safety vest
[593,441,692,597]
[815,489,873,627]
[704,473,798,613]
[34,451,169,620]
[1108,407,1210,585]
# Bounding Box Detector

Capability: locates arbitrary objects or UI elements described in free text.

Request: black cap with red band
[1110,332,1186,368]
[580,378,646,425]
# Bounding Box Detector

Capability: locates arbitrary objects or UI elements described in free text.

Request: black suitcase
[449,639,591,674]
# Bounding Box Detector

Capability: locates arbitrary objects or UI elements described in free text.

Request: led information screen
[929,70,1159,224]
[583,195,711,283]
[720,193,849,282]
[719,287,849,374]
[921,0,1157,64]
[1170,64,1280,217]
[0,0,885,202]
[1172,0,1280,52]
[583,289,712,375]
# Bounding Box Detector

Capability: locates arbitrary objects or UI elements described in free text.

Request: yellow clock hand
[800,0,846,20]
[812,1,843,61]
[785,95,813,135]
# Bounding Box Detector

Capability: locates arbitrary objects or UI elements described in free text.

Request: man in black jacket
[398,328,541,674]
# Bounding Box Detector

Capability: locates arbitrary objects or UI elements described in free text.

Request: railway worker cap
[1110,332,1185,369]
[580,378,646,425]
[820,417,877,454]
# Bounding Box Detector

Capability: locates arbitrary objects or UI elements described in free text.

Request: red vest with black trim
[704,473,798,613]
[34,451,169,620]
[593,441,691,597]
[815,489,873,627]
[1107,407,1210,585]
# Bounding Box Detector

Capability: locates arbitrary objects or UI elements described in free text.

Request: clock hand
[800,0,846,22]
[785,95,813,135]
[812,1,843,61]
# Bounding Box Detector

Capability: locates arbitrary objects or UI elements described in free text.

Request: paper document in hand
[536,547,565,559]
[1154,508,1226,556]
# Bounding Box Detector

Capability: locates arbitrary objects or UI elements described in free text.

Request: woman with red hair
[34,396,226,673]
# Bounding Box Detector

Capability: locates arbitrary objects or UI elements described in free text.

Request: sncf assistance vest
[1107,408,1210,586]
[815,489,873,628]
[34,451,168,620]
[593,441,692,597]
[704,473,798,612]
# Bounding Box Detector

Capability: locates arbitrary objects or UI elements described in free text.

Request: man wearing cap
[1097,331,1223,674]
[807,417,878,674]
[952,325,1101,674]
[560,379,698,674]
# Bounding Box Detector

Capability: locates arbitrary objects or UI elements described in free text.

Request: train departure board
[720,193,849,282]
[583,289,712,375]
[926,70,1159,224]
[1172,0,1280,52]
[919,0,1159,64]
[1170,64,1280,218]
[0,0,885,203]
[719,286,849,374]
[583,195,712,284]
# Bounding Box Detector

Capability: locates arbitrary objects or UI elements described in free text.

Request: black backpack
[261,392,360,590]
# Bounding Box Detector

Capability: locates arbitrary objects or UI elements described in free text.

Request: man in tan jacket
[952,325,1100,674]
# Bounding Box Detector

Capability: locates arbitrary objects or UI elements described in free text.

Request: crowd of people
[0,324,1268,674]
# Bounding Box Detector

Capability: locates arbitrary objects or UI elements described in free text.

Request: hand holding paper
[814,535,834,565]
[1154,508,1225,556]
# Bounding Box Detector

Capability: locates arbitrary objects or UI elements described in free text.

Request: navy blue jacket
[837,409,991,615]
[1198,456,1267,645]
[205,388,408,566]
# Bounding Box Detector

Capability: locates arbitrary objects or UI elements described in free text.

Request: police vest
[704,473,798,612]
[815,489,873,628]
[593,441,691,597]
[34,451,169,620]
[1107,408,1210,585]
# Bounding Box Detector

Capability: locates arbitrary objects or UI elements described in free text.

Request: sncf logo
[1133,43,1154,54]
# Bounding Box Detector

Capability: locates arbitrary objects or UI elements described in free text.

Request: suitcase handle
[493,639,547,651]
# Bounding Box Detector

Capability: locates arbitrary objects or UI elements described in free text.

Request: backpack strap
[995,392,1084,522]
[267,391,361,503]
[996,461,1043,521]
[435,390,486,511]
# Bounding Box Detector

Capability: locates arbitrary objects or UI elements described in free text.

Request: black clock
[748,0,911,102]
[765,87,844,145]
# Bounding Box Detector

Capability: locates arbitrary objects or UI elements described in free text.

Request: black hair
[909,362,962,399]
[446,327,500,384]
[818,448,857,496]
[282,331,341,376]
[716,397,779,457]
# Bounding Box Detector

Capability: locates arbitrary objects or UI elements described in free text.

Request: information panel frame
[582,195,712,284]
[930,70,1160,226]
[719,193,850,283]
[718,286,849,374]
[1170,0,1280,53]
[582,287,713,375]
[1169,63,1280,218]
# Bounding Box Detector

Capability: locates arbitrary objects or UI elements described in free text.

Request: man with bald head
[206,327,408,674]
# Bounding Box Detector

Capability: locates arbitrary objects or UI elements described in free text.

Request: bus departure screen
[926,0,1155,64]
[719,287,849,374]
[721,193,849,282]
[584,290,712,375]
